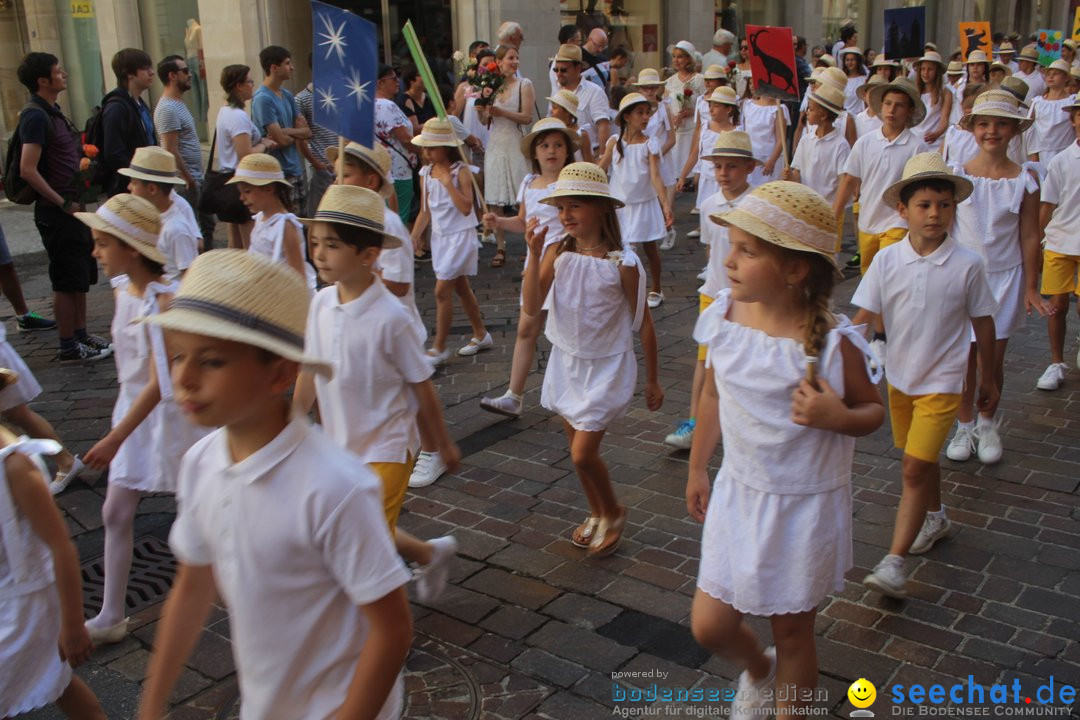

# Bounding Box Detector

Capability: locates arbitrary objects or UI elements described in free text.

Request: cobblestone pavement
[10,193,1080,720]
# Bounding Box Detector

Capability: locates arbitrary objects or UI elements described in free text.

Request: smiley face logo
[848,678,877,711]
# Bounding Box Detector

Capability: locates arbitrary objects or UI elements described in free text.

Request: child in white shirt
[121,146,200,279]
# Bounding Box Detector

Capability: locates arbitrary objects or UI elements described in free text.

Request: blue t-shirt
[252,85,302,176]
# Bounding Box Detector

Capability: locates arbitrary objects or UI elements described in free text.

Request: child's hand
[645,381,664,410]
[780,167,793,181]
[675,178,686,192]
[84,433,122,471]
[524,217,548,256]
[686,469,711,522]
[439,442,461,474]
[763,159,776,176]
[976,379,1000,416]
[482,212,499,231]
[59,620,93,667]
[1025,288,1054,317]
[662,206,673,229]
[790,377,845,430]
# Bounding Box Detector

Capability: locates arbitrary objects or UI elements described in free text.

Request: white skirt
[969,265,1024,341]
[0,584,72,716]
[111,384,200,493]
[0,341,41,412]
[658,149,676,187]
[749,160,779,188]
[432,228,480,281]
[541,346,636,432]
[698,474,852,616]
[616,200,665,245]
[695,172,719,215]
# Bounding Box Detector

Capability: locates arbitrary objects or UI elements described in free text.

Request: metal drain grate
[81,535,177,617]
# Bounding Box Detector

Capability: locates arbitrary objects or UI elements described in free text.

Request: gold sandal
[588,507,627,558]
[570,516,600,548]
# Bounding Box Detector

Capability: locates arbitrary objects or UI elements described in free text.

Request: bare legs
[640,241,663,295]
[889,454,940,555]
[2,404,76,473]
[432,277,487,353]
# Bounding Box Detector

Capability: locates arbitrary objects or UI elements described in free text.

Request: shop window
[137,0,207,139]
[560,0,662,86]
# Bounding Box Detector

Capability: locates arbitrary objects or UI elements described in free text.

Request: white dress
[423,162,481,280]
[517,174,565,306]
[741,102,788,186]
[912,91,946,151]
[541,249,645,432]
[953,165,1040,340]
[108,277,206,493]
[483,78,532,207]
[1028,95,1075,164]
[609,136,666,244]
[645,103,676,186]
[0,438,69,717]
[461,94,490,166]
[694,125,722,211]
[248,211,317,293]
[694,292,881,615]
[0,326,41,413]
[665,73,706,178]
[942,125,978,167]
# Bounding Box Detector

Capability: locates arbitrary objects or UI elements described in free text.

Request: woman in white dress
[479,45,534,268]
[911,51,953,151]
[665,41,706,185]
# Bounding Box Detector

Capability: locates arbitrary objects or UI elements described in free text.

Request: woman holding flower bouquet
[665,41,706,191]
[478,45,535,267]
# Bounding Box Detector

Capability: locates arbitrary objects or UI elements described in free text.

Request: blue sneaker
[664,419,695,450]
[16,311,56,331]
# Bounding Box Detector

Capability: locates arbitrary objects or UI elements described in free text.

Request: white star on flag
[345,68,370,109]
[317,12,347,64]
[317,87,338,113]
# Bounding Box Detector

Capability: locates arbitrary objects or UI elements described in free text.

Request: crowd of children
[3,28,1080,720]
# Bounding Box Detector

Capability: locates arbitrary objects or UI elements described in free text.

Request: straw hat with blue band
[299,184,403,249]
[119,146,186,185]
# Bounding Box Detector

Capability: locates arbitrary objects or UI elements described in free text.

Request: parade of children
[6,13,1080,719]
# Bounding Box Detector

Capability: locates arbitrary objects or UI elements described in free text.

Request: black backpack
[2,102,53,204]
[82,98,114,187]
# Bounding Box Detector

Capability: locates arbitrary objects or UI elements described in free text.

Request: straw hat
[552,44,583,64]
[964,50,990,65]
[633,68,664,86]
[411,117,462,148]
[805,66,824,82]
[817,67,849,92]
[1064,91,1080,111]
[520,117,580,158]
[1018,45,1040,62]
[881,152,973,208]
[817,54,837,68]
[326,142,393,198]
[706,86,739,106]
[870,55,900,70]
[998,41,1016,55]
[868,77,927,126]
[946,61,964,75]
[143,250,332,377]
[299,184,402,248]
[226,153,289,187]
[538,162,624,208]
[75,193,166,265]
[960,89,1034,131]
[838,47,863,59]
[856,74,888,100]
[915,51,947,72]
[1072,66,1080,80]
[807,83,846,115]
[924,42,939,52]
[1000,76,1030,107]
[1046,59,1072,75]
[989,60,1013,76]
[615,92,651,123]
[710,181,840,268]
[702,64,727,80]
[547,89,580,117]
[119,146,185,185]
[1065,39,1077,51]
[701,130,760,163]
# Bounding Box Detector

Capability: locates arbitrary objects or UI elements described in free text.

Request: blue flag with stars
[311,0,376,146]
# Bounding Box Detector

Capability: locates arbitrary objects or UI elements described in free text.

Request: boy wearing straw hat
[786,82,850,210]
[1013,45,1046,103]
[120,146,201,280]
[1034,92,1080,392]
[852,153,998,598]
[138,250,413,720]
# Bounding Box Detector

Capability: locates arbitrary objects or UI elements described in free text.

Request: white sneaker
[730,646,777,719]
[687,229,701,238]
[479,392,523,418]
[659,227,677,250]
[869,338,886,373]
[49,455,85,495]
[458,332,493,356]
[975,419,1003,464]
[664,419,695,450]
[863,554,907,598]
[414,535,457,603]
[408,451,448,488]
[690,207,700,215]
[945,423,975,462]
[426,347,451,366]
[1036,362,1067,391]
[647,291,664,308]
[909,512,952,555]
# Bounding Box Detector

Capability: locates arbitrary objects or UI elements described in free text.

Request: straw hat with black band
[325,142,394,198]
[299,184,402,249]
[119,146,186,185]
[807,83,847,116]
[701,130,760,164]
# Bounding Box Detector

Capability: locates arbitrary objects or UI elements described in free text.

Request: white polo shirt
[376,211,426,341]
[305,279,432,464]
[169,419,410,720]
[158,199,200,280]
[1041,141,1080,256]
[699,185,752,298]
[851,235,997,395]
[791,126,850,205]
[843,127,929,234]
[553,79,611,148]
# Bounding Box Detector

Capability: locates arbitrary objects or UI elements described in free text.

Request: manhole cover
[81,535,176,617]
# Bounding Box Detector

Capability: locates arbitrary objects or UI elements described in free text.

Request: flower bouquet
[74,143,102,205]
[465,57,506,107]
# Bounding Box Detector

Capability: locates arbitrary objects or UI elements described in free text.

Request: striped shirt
[295,85,339,166]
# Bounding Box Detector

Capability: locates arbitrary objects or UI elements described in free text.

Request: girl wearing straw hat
[911,51,953,150]
[547,89,594,162]
[1028,59,1075,164]
[1013,45,1046,103]
[838,47,868,116]
[941,82,986,167]
[227,153,317,293]
[600,93,674,308]
[410,118,492,364]
[741,90,789,187]
[943,90,1049,468]
[635,70,678,241]
[523,162,663,558]
[479,118,577,419]
[77,194,208,644]
[688,182,884,719]
[961,49,990,91]
[677,87,739,224]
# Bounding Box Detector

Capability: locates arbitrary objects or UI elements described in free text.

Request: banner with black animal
[744,25,799,102]
[884,6,925,60]
[958,21,992,61]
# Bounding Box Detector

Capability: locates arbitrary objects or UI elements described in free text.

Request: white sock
[927,505,946,519]
[976,415,995,429]
[503,390,522,401]
[957,420,975,431]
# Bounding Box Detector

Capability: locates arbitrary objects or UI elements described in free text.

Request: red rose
[486,62,497,72]
[728,60,736,69]
[683,88,693,96]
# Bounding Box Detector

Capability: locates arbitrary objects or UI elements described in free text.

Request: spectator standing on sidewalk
[154,54,215,249]
[295,55,339,216]
[100,48,157,197]
[0,224,55,331]
[16,52,112,363]
[251,46,311,213]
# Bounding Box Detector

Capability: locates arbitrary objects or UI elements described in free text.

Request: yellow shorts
[370,453,412,531]
[1041,249,1080,296]
[857,227,907,275]
[698,293,715,361]
[887,386,962,463]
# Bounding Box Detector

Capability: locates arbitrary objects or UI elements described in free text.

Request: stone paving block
[481,605,548,640]
[510,648,589,689]
[532,689,611,719]
[463,567,561,609]
[527,619,637,672]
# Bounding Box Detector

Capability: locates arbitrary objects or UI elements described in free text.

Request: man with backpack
[95,48,157,197]
[15,52,111,363]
